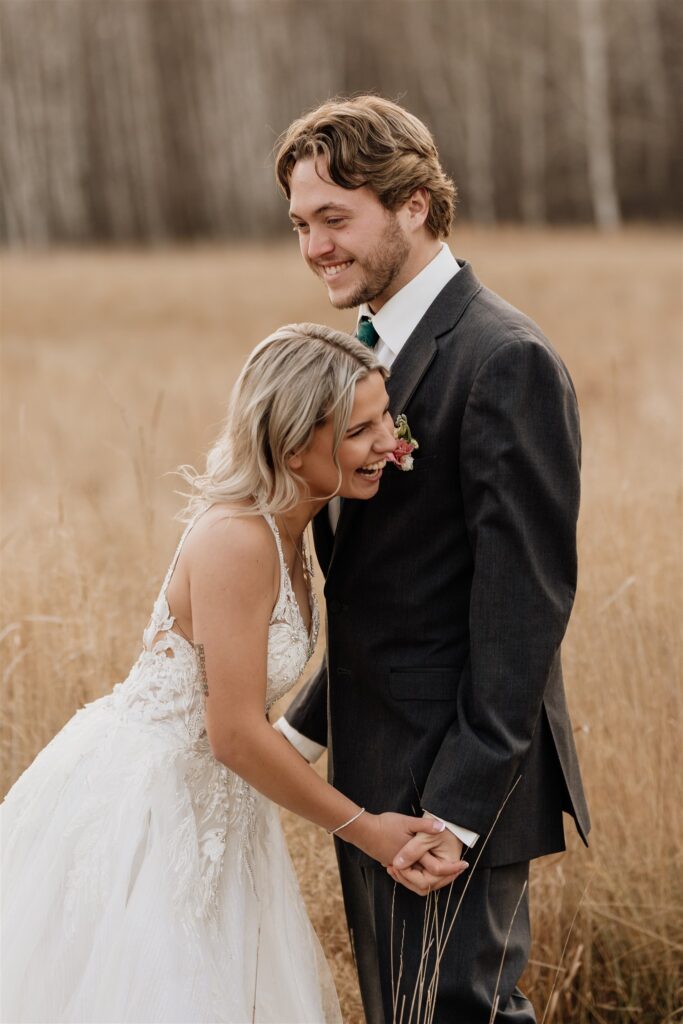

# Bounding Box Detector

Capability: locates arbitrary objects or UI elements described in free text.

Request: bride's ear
[288,450,304,471]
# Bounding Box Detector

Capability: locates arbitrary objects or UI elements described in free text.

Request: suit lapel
[383,260,482,414]
[312,507,335,576]
[327,325,437,569]
[385,319,438,416]
[323,262,483,578]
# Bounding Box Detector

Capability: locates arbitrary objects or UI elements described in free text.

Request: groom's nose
[306,225,335,262]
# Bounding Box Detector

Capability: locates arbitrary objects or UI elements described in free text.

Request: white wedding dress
[1,514,341,1023]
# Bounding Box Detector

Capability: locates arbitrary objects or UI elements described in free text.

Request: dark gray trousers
[336,844,536,1024]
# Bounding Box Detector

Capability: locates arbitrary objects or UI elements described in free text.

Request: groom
[274,96,590,1022]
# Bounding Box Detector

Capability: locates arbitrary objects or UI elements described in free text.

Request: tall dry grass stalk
[1,230,681,1022]
[388,776,526,1024]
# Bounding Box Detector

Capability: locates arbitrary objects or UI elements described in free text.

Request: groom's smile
[319,259,354,278]
[288,157,417,312]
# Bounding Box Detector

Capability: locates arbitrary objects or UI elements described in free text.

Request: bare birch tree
[519,0,548,225]
[462,1,495,224]
[577,0,621,229]
[633,0,670,205]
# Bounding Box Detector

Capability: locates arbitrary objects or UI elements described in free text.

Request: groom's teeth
[322,261,353,277]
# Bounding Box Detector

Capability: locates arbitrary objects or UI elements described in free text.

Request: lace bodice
[103,512,320,916]
[112,511,319,740]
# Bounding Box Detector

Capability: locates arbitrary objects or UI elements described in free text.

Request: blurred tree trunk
[463,1,495,224]
[578,0,621,229]
[82,1,167,240]
[519,0,547,225]
[633,0,670,203]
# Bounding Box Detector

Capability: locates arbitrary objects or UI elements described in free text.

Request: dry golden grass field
[1,229,681,1022]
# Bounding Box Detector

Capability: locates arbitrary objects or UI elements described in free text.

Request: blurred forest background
[1,0,682,244]
[1,1,682,1022]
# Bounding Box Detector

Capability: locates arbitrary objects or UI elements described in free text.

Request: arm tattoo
[194,642,209,696]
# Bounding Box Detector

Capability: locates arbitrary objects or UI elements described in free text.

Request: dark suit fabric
[285,261,590,1018]
[337,844,534,1024]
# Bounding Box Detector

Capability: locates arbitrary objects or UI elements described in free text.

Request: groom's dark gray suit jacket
[285,261,590,868]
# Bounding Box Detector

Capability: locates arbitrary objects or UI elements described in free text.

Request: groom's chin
[326,288,360,311]
[323,278,369,311]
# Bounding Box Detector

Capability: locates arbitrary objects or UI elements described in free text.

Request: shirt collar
[358,244,459,360]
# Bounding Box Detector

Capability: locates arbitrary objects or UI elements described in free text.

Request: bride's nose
[375,424,398,455]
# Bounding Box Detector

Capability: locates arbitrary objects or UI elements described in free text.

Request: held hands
[388,825,469,896]
[341,812,468,894]
[341,811,448,866]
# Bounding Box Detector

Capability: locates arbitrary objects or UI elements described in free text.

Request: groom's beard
[328,214,410,311]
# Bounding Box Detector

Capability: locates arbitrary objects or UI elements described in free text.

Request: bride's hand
[341,811,456,867]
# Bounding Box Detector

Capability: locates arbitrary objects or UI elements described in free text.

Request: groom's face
[288,158,411,312]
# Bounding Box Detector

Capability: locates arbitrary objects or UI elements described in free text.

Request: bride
[1,322,449,1023]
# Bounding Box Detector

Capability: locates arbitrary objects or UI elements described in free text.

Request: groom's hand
[342,811,454,867]
[388,829,468,896]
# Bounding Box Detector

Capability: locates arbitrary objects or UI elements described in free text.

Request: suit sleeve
[278,655,329,751]
[420,337,580,837]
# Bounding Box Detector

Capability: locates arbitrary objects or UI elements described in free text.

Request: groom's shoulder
[465,279,547,352]
[436,267,568,382]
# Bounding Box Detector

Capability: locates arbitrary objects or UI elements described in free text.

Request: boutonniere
[388,414,419,472]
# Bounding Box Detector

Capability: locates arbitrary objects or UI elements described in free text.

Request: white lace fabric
[131,510,319,728]
[1,513,338,1023]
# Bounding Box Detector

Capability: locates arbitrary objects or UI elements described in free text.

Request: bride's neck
[276,499,324,545]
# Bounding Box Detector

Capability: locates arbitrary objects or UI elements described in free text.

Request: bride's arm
[185,513,451,869]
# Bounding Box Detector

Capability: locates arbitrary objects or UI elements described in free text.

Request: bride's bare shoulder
[181,504,277,579]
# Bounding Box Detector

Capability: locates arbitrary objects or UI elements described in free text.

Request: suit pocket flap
[389,668,459,701]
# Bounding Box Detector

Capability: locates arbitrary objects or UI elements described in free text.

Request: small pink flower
[388,415,419,472]
[387,439,416,467]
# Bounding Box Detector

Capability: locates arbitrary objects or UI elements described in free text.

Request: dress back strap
[157,512,204,601]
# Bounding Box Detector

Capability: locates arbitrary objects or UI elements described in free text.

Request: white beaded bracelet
[327,807,366,836]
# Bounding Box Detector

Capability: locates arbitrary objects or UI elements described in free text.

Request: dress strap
[263,512,289,580]
[158,513,203,601]
[262,513,293,623]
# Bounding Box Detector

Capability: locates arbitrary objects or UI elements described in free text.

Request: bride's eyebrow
[346,402,391,434]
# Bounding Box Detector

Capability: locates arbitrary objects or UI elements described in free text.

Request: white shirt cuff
[423,810,479,849]
[274,717,326,764]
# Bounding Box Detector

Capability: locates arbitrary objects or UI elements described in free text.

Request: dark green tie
[355,316,379,349]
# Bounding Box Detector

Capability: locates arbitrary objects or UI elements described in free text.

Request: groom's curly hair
[275,95,456,239]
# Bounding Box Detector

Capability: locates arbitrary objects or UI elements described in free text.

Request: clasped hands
[388,817,468,896]
[348,811,469,896]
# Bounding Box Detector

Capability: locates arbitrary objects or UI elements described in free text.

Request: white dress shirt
[275,244,479,850]
[359,241,460,370]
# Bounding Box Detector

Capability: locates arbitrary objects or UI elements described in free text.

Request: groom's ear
[404,187,430,231]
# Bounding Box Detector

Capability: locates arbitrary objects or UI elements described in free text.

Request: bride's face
[291,370,397,502]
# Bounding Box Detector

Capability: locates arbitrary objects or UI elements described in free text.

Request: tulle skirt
[1,696,341,1023]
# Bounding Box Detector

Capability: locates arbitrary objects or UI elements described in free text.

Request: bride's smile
[289,368,397,505]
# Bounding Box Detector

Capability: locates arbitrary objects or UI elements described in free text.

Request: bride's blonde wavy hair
[178,322,386,520]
